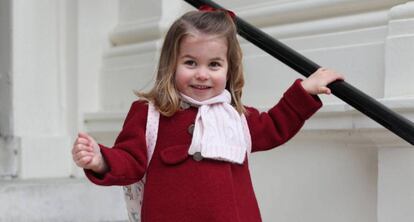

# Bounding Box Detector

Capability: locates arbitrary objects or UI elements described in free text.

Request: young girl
[72,9,343,222]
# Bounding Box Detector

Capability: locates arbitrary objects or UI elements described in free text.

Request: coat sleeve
[246,79,322,152]
[84,100,149,186]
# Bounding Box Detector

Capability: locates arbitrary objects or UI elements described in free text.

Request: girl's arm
[83,101,149,186]
[247,68,343,152]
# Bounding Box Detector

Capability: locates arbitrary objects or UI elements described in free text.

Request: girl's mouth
[191,85,212,89]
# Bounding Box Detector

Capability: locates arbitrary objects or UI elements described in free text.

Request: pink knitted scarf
[180,90,251,164]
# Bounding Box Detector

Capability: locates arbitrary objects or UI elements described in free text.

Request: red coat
[85,79,322,222]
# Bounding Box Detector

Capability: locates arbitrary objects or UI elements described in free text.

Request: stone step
[0,178,128,222]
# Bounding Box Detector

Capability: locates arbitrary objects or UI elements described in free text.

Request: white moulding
[109,17,161,46]
[236,0,410,27]
[389,1,414,19]
[84,97,414,148]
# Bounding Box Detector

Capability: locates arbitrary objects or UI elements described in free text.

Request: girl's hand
[72,132,108,174]
[301,67,344,95]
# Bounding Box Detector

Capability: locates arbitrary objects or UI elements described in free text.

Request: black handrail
[183,0,414,145]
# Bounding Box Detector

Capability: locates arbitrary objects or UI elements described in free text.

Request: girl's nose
[195,68,209,80]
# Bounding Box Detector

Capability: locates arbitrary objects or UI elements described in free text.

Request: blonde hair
[138,10,245,116]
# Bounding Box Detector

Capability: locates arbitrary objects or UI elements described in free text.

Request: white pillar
[378,2,414,222]
[385,2,414,97]
[378,148,414,222]
[11,0,79,178]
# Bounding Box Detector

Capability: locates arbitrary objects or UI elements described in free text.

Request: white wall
[73,0,119,177]
[251,140,378,222]
[84,1,414,222]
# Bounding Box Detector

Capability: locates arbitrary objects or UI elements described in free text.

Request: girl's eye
[210,61,221,68]
[184,60,196,67]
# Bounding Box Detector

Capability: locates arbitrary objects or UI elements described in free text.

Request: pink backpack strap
[123,101,159,222]
[241,114,252,156]
[145,102,160,162]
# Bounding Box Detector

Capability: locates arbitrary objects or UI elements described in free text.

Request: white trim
[109,18,161,46]
[389,1,414,19]
[84,98,414,148]
[103,40,159,58]
[236,0,410,27]
[257,11,389,39]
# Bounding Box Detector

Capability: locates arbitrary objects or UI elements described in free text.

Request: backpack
[122,102,159,222]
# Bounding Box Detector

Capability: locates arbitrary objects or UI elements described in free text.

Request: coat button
[188,124,195,135]
[193,152,203,161]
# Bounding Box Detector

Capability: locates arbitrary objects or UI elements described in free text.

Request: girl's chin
[191,94,215,102]
[192,96,211,102]
[189,91,215,101]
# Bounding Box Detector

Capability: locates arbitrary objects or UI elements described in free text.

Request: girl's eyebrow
[179,54,196,60]
[180,55,225,61]
[180,54,195,59]
[210,57,225,61]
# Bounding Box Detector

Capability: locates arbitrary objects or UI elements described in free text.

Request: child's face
[175,33,228,102]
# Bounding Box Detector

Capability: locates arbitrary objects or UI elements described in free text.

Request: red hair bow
[199,5,236,20]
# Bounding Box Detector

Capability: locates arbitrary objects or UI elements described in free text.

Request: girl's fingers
[317,71,343,86]
[74,150,94,162]
[74,150,94,159]
[72,143,92,155]
[336,73,344,80]
[329,73,344,82]
[322,87,331,95]
[73,132,99,169]
[78,132,96,144]
[72,147,95,160]
[316,86,331,95]
[305,67,344,95]
[75,155,92,167]
[78,132,99,150]
[78,132,89,140]
[75,137,89,146]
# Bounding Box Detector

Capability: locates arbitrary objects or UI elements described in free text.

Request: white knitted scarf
[180,90,251,164]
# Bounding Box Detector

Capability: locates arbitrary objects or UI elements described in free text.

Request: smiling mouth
[191,85,212,89]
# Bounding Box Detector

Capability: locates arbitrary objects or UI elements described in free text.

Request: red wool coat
[85,79,322,222]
